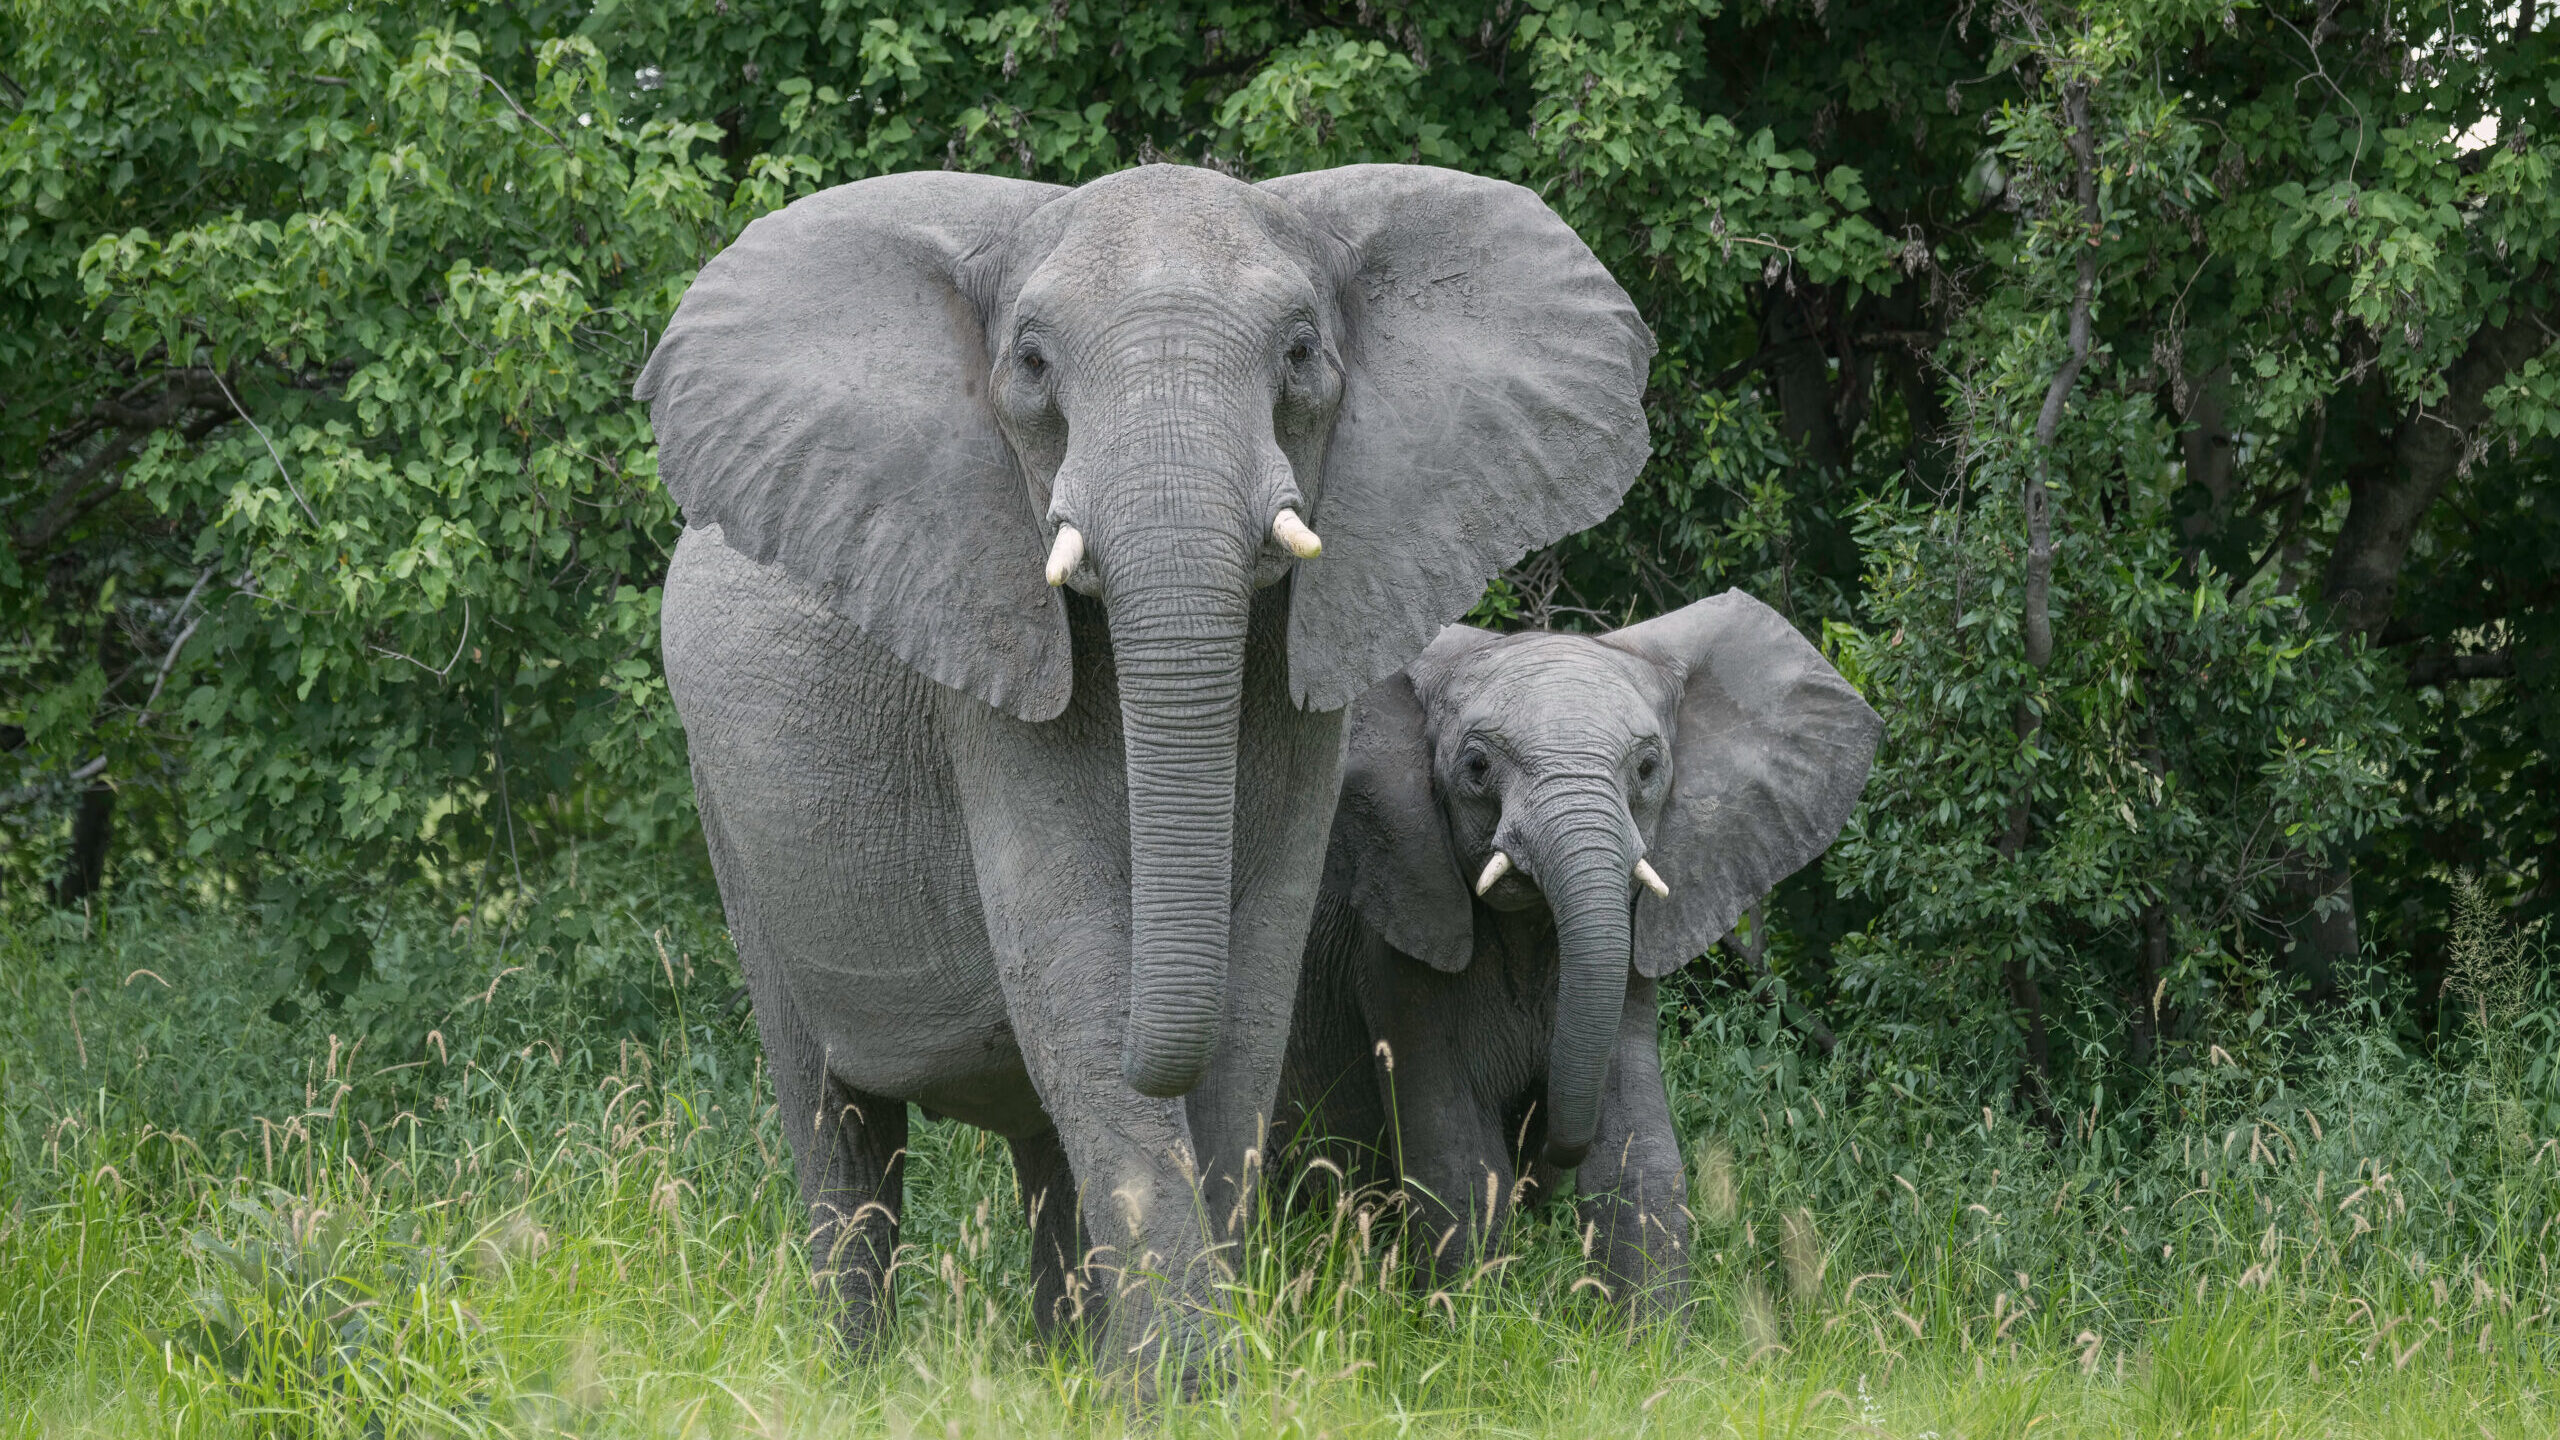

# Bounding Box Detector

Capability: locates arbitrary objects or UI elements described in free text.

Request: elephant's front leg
[1387,1066,1516,1295]
[1575,974,1691,1319]
[971,840,1221,1386]
[940,674,1227,1392]
[1186,608,1346,1244]
[1358,956,1519,1292]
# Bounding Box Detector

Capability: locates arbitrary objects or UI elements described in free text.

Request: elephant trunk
[1100,491,1259,1099]
[1515,784,1639,1170]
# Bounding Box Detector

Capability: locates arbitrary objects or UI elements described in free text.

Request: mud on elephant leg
[1010,1128,1093,1348]
[1573,975,1690,1320]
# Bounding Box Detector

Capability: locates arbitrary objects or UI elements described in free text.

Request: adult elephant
[641,162,1651,1378]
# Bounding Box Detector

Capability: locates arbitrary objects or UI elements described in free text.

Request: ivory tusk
[1272,508,1323,559]
[1474,851,1512,896]
[1044,525,1084,587]
[1632,857,1670,899]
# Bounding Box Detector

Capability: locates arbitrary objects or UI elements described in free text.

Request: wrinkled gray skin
[1279,592,1880,1313]
[641,163,1651,1381]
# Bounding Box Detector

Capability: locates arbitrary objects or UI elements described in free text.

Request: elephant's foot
[814,1259,898,1358]
[1096,1268,1232,1404]
[1580,1195,1693,1326]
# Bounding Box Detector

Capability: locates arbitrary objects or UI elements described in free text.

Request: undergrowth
[3,866,2555,1437]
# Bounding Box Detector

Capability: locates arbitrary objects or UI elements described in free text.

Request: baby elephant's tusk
[1273,508,1323,559]
[1632,857,1671,899]
[1474,851,1512,896]
[1044,525,1084,587]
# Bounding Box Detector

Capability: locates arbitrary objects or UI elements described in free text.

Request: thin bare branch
[472,69,571,149]
[208,369,321,527]
[369,598,474,680]
[138,567,220,718]
[2001,75,2099,867]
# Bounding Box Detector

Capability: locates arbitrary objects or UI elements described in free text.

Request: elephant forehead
[1439,636,1673,747]
[1044,169,1294,273]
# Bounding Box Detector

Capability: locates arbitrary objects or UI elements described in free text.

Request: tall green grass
[4,871,2555,1436]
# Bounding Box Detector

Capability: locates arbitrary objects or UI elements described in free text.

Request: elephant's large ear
[1330,625,1501,972]
[1601,592,1882,978]
[637,173,1072,721]
[1260,166,1655,712]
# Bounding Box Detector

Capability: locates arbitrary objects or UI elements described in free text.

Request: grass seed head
[1699,1144,1737,1228]
[469,1209,552,1278]
[1782,1207,1824,1301]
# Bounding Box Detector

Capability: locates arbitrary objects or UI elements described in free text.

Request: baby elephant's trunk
[1516,787,1642,1170]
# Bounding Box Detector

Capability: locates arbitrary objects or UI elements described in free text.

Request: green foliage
[3,2,739,932]
[1217,32,1457,170]
[1813,23,2417,1092]
[1832,489,2404,1092]
[6,0,2557,1102]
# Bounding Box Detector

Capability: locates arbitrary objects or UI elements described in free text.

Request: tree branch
[2000,76,2098,865]
[14,429,144,552]
[138,567,219,718]
[471,69,570,150]
[2403,649,2518,686]
[0,755,106,813]
[13,369,231,553]
[1996,70,2098,1147]
[2018,78,2098,680]
[2378,572,2560,648]
[208,370,320,527]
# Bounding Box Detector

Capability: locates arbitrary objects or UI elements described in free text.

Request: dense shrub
[6,0,2554,1117]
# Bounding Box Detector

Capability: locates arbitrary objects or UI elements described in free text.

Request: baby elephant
[1278,590,1879,1312]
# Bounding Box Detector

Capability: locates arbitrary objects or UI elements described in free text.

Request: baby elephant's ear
[1331,626,1497,972]
[1602,592,1882,978]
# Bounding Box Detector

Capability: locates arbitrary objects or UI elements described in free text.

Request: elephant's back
[664,527,1017,1104]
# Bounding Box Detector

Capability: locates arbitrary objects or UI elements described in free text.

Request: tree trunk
[52,780,114,907]
[2175,363,2238,569]
[2295,299,2550,992]
[2134,901,2165,1067]
[1762,286,1847,474]
[2322,308,2550,639]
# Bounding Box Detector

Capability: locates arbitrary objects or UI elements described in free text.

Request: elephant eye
[1636,751,1660,784]
[1018,345,1047,376]
[1286,339,1312,366]
[1460,745,1492,785]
